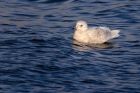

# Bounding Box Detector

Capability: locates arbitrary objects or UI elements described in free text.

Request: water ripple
[0,0,140,93]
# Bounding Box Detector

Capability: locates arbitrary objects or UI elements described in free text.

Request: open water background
[0,0,140,93]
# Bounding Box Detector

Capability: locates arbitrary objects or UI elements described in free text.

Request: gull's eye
[80,25,83,27]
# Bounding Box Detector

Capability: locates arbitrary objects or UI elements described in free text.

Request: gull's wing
[87,27,113,43]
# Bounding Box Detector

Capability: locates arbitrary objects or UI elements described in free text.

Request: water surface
[0,0,140,93]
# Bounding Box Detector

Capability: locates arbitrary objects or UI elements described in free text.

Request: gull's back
[86,27,114,43]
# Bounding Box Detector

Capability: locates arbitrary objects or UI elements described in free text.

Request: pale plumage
[73,20,120,44]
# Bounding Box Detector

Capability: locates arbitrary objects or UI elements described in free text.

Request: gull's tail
[111,30,120,38]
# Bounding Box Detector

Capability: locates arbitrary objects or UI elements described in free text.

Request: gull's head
[75,20,88,31]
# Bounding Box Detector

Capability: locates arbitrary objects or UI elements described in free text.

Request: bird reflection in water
[73,40,114,51]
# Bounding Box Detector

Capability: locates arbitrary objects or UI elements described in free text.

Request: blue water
[0,0,140,93]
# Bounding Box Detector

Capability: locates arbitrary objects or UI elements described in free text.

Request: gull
[73,20,120,44]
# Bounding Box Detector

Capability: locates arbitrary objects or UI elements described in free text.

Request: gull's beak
[73,26,76,30]
[75,25,77,30]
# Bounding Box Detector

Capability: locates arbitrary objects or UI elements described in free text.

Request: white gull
[73,20,120,44]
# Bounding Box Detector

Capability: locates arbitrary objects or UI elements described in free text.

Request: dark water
[0,0,140,93]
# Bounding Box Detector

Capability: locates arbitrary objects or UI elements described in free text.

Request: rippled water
[0,0,140,93]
